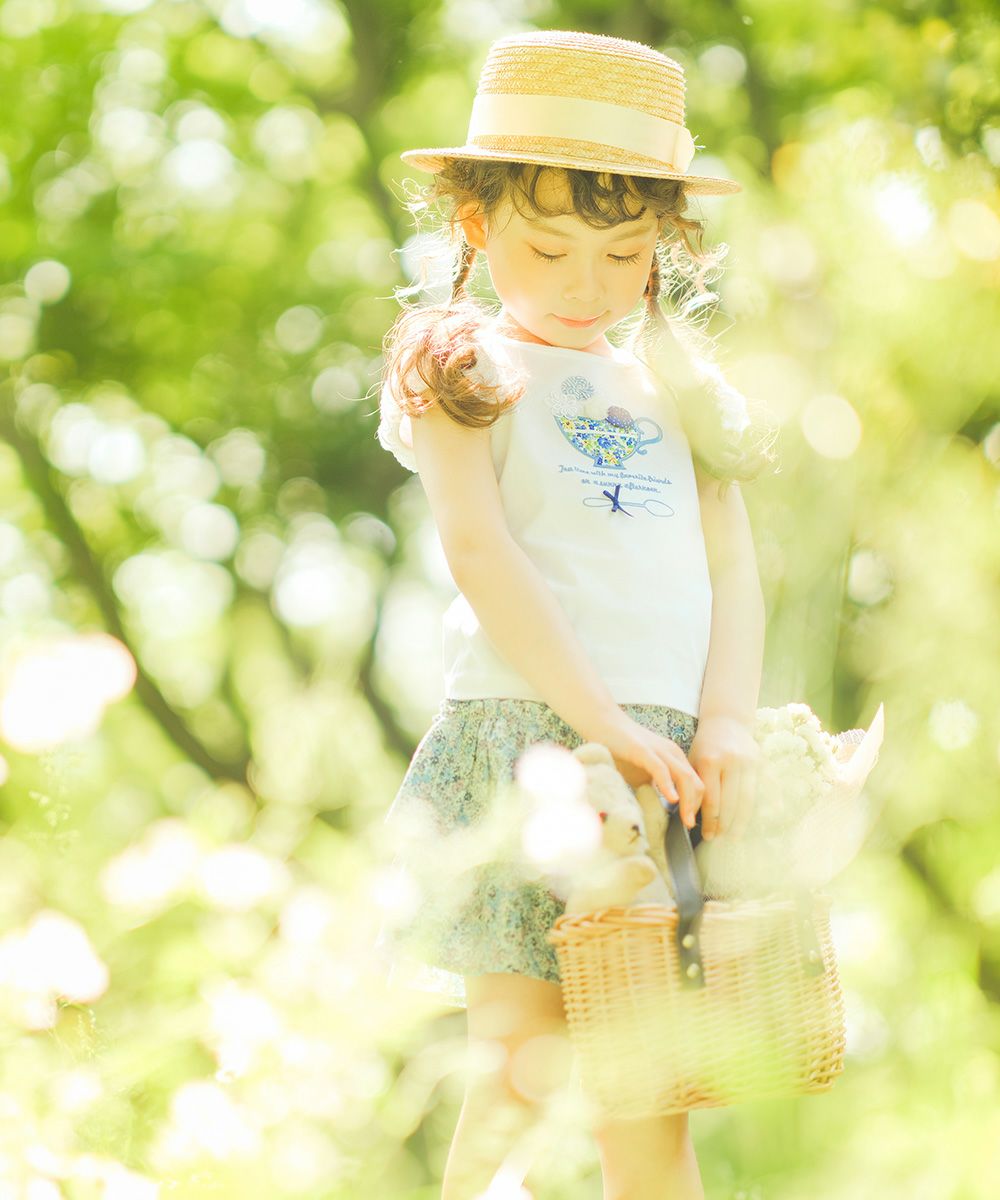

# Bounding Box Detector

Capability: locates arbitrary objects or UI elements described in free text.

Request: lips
[555,314,601,327]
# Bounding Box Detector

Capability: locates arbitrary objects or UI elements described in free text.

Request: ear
[573,743,615,768]
[456,201,488,251]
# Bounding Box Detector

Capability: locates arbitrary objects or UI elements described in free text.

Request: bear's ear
[573,742,615,768]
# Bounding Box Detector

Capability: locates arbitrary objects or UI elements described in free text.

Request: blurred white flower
[753,703,839,831]
[0,632,136,752]
[0,910,108,1029]
[195,845,291,911]
[699,702,885,898]
[100,818,204,914]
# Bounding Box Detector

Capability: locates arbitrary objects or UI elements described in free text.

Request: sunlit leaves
[0,3,997,1198]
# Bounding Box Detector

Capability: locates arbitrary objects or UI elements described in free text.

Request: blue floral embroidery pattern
[556,404,665,468]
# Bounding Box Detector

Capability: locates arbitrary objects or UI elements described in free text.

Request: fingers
[716,766,733,837]
[729,763,757,841]
[694,758,721,837]
[651,755,679,803]
[616,748,679,806]
[710,765,745,839]
[661,741,704,830]
[612,756,652,791]
[615,730,704,815]
[663,753,693,808]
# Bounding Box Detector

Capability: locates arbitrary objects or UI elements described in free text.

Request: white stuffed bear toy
[559,743,677,915]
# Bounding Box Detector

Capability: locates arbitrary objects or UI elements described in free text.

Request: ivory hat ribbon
[467,92,697,173]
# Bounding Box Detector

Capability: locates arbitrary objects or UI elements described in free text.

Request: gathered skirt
[375,697,701,1009]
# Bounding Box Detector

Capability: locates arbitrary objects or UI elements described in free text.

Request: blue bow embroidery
[603,483,632,515]
[583,486,677,518]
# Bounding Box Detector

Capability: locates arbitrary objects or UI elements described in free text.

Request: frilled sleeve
[632,321,779,484]
[375,334,516,474]
[688,353,752,438]
[688,352,783,486]
[376,366,422,473]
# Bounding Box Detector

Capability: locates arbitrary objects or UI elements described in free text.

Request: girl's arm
[411,402,621,742]
[694,462,765,726]
[410,402,705,812]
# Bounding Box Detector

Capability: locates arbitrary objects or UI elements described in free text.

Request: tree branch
[0,393,252,787]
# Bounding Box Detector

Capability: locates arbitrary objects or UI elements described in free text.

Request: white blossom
[751,704,839,832]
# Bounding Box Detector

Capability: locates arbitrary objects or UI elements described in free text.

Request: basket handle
[661,790,828,980]
[659,788,708,990]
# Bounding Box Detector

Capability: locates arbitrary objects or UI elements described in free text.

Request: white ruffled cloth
[376,335,510,474]
[687,355,752,436]
[376,370,419,473]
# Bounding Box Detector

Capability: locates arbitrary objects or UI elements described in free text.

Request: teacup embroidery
[555,403,663,467]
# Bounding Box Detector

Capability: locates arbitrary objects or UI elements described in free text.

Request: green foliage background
[0,0,998,1196]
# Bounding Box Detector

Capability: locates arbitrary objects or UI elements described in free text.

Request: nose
[562,261,603,304]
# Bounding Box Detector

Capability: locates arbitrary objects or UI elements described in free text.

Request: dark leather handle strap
[657,787,826,983]
[658,788,707,990]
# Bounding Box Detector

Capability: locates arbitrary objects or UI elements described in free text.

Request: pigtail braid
[644,251,659,305]
[451,240,478,301]
[636,244,780,495]
[380,232,523,435]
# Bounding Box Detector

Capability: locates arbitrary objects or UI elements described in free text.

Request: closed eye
[530,247,644,266]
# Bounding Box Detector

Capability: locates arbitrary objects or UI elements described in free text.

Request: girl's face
[458,171,661,355]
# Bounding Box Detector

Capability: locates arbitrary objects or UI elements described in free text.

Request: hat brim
[399,146,742,196]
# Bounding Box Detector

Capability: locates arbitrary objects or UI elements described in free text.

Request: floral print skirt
[375,697,700,1010]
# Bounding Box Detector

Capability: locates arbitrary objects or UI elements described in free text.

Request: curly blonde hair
[380,160,780,497]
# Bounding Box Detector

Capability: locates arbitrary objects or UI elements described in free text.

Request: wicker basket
[546,800,846,1119]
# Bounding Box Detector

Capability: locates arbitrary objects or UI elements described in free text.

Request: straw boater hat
[400,30,742,197]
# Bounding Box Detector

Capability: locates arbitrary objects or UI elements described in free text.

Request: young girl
[375,30,779,1200]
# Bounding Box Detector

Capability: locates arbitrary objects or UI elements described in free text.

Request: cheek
[492,247,539,291]
[622,257,653,291]
[511,255,551,294]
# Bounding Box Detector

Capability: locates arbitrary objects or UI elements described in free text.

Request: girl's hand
[588,710,705,829]
[687,714,761,840]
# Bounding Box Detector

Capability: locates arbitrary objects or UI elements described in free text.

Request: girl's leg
[441,971,572,1200]
[591,1111,705,1200]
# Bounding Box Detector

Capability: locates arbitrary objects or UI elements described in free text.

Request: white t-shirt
[377,326,713,718]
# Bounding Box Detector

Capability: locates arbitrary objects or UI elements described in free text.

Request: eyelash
[530,248,644,266]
